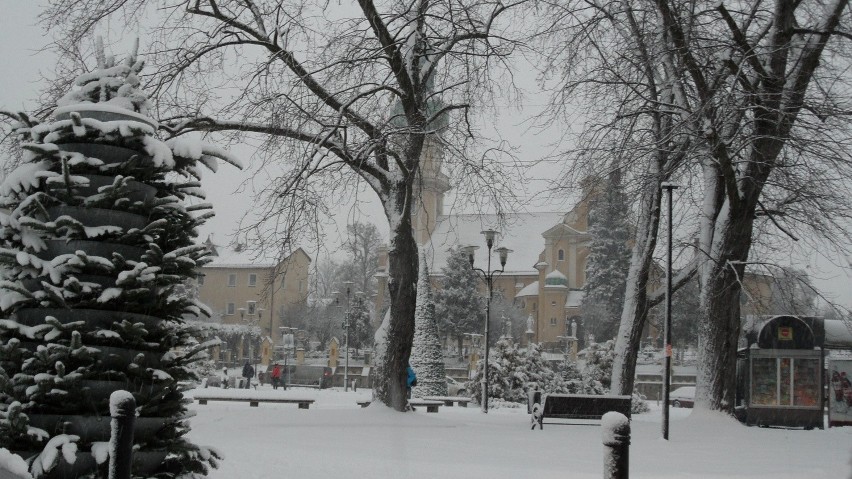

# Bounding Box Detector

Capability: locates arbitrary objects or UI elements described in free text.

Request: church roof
[423,212,566,275]
[565,290,584,308]
[515,281,539,298]
[544,270,568,288]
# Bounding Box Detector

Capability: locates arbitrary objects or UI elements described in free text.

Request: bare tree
[337,221,383,297]
[541,0,852,412]
[536,0,692,397]
[41,0,526,409]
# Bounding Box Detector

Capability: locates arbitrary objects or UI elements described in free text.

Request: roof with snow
[565,290,584,308]
[203,239,310,269]
[544,270,568,288]
[515,281,539,298]
[423,212,566,275]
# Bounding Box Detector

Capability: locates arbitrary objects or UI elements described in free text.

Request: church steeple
[413,136,451,244]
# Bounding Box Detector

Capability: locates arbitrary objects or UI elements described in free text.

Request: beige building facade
[197,239,311,350]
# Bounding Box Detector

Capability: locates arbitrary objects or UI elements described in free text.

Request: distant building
[374,137,800,353]
[196,238,310,364]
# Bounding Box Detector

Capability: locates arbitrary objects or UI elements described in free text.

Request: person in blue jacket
[406,363,417,399]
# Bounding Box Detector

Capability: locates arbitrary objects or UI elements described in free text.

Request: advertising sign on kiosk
[738,316,825,429]
[827,358,852,427]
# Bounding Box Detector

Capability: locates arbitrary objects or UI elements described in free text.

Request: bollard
[109,390,136,479]
[601,411,630,479]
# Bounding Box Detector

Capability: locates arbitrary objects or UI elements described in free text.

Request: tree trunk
[372,183,419,411]
[696,201,756,412]
[611,175,663,395]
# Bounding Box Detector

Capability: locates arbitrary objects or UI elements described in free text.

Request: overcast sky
[1,0,849,308]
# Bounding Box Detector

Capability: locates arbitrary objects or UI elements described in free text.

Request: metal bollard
[601,411,630,479]
[109,390,136,479]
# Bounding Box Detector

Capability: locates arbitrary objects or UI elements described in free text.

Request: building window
[248,274,257,287]
[198,275,205,286]
[550,317,557,326]
[551,300,557,307]
[521,300,526,309]
[227,274,236,287]
[226,303,235,315]
[558,249,565,261]
[532,302,537,311]
[247,301,257,315]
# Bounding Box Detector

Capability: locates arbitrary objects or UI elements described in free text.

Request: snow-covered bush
[631,392,650,414]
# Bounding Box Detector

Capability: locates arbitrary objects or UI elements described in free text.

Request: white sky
[0,0,849,308]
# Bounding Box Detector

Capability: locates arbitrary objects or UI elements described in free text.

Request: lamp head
[495,246,511,267]
[481,229,499,249]
[461,245,479,267]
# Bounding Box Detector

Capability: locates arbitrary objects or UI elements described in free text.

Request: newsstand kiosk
[737,316,825,429]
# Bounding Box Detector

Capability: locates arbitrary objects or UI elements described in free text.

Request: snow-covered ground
[185,386,852,479]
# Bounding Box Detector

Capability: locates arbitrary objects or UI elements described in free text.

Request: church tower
[413,136,451,244]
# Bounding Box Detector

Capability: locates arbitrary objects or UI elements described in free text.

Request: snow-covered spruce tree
[581,339,615,394]
[553,355,584,394]
[0,42,238,478]
[348,296,373,353]
[520,342,556,394]
[468,337,524,404]
[434,247,484,358]
[410,254,447,398]
[581,171,631,343]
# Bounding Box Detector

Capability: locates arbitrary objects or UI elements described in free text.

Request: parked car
[446,376,468,397]
[669,386,696,408]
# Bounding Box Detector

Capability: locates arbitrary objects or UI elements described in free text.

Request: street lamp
[464,229,511,413]
[661,182,679,441]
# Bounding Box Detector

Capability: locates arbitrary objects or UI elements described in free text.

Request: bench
[195,397,315,409]
[423,396,472,407]
[356,399,443,413]
[529,392,631,430]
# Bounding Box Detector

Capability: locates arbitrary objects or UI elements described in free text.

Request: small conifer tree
[411,254,447,397]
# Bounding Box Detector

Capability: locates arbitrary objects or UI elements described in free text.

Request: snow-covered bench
[195,397,315,409]
[529,392,631,430]
[423,396,472,407]
[357,399,443,413]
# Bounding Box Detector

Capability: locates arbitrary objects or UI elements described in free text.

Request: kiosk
[737,316,825,429]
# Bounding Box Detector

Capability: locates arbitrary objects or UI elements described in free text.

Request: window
[521,300,526,309]
[226,303,235,315]
[550,317,557,326]
[551,301,557,307]
[247,301,257,315]
[558,249,565,261]
[248,274,257,287]
[198,275,205,286]
[532,302,537,312]
[227,274,236,287]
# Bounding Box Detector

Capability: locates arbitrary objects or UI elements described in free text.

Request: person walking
[271,363,283,390]
[242,361,255,390]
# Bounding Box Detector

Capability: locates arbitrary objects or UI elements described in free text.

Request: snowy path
[185,387,852,478]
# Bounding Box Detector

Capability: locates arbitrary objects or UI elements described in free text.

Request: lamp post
[661,182,679,440]
[339,281,354,392]
[463,229,511,414]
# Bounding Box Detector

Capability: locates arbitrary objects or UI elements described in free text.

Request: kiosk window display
[739,316,824,429]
